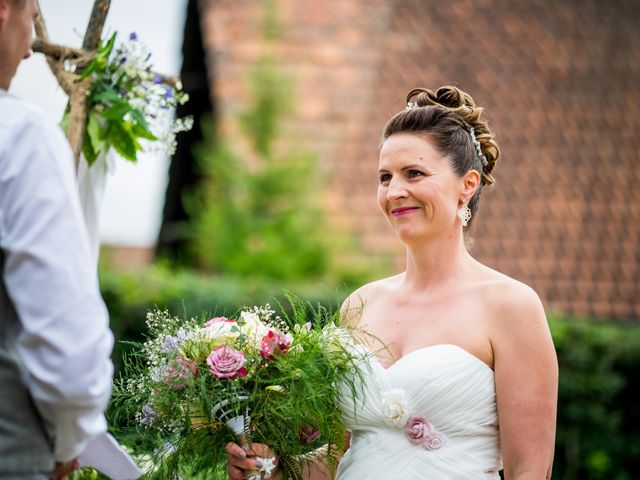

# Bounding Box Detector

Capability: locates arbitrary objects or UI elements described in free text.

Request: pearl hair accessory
[457,204,472,227]
[406,101,417,110]
[469,128,489,168]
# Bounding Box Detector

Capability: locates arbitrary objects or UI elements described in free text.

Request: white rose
[239,311,271,349]
[200,321,240,345]
[381,389,409,427]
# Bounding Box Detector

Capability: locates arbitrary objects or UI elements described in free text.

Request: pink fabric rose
[163,356,198,390]
[405,416,435,445]
[203,316,235,327]
[299,425,320,444]
[424,431,448,451]
[206,345,247,379]
[260,330,292,359]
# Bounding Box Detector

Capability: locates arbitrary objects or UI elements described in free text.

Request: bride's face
[377,133,464,243]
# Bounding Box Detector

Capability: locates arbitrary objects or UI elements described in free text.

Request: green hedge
[549,315,640,479]
[100,266,640,479]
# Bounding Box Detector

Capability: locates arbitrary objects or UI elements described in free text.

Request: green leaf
[91,87,121,105]
[131,118,157,141]
[81,33,117,80]
[129,108,151,131]
[101,32,118,58]
[80,60,98,80]
[106,122,138,162]
[82,131,98,166]
[101,102,131,120]
[87,112,106,154]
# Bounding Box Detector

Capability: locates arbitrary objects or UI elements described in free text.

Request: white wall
[9,0,188,247]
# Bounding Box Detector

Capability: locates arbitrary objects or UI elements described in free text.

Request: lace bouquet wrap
[113,297,362,479]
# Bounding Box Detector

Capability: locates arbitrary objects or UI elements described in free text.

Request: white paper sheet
[78,432,143,480]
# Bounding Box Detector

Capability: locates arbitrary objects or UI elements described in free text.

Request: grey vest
[0,248,55,473]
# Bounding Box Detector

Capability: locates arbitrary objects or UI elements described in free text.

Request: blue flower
[140,404,155,426]
[119,56,127,65]
[164,87,174,99]
[161,335,180,353]
[129,32,138,41]
[153,75,163,84]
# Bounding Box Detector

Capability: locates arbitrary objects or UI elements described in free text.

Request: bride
[226,86,558,479]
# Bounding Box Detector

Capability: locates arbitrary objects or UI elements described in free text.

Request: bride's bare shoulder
[340,274,403,327]
[474,265,548,339]
[477,265,543,311]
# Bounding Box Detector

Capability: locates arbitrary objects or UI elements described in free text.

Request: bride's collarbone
[359,313,493,369]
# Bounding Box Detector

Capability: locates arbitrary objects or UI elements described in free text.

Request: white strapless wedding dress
[337,344,502,479]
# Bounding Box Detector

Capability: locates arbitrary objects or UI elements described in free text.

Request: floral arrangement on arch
[66,31,193,165]
[111,296,363,479]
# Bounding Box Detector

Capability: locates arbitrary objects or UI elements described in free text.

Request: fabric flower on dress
[381,389,409,427]
[424,430,448,451]
[405,415,448,451]
[405,416,435,444]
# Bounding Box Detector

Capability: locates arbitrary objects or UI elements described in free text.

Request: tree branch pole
[82,0,111,51]
[33,7,75,95]
[33,0,111,167]
[66,0,112,168]
[33,0,178,165]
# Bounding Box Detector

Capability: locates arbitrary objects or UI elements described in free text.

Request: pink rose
[260,330,292,360]
[424,431,448,451]
[405,416,434,445]
[299,425,320,444]
[206,345,247,379]
[163,356,198,390]
[203,316,235,327]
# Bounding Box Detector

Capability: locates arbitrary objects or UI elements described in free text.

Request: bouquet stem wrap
[213,396,263,480]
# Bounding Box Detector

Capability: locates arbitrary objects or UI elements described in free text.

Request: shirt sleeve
[0,110,114,462]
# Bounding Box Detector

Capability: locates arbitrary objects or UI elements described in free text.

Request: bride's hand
[225,441,280,479]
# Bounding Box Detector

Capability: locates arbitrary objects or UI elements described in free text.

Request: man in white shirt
[0,0,114,478]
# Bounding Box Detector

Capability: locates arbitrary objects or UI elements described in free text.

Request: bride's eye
[408,170,424,179]
[379,173,391,185]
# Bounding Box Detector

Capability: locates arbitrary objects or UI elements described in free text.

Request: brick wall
[198,0,640,320]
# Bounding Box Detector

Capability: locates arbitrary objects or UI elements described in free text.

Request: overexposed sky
[9,0,188,246]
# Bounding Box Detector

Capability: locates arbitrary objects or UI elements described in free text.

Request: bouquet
[111,297,363,479]
[66,31,193,165]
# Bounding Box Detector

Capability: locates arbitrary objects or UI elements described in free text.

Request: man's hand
[52,458,80,480]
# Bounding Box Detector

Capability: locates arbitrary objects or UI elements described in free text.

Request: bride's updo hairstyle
[381,86,500,227]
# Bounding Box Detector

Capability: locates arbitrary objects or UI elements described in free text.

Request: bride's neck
[402,232,471,290]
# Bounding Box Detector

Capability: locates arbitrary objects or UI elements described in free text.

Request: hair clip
[469,128,488,167]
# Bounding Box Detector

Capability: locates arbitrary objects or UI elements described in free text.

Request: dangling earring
[457,203,472,227]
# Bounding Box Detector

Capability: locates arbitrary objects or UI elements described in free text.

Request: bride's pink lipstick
[391,207,420,216]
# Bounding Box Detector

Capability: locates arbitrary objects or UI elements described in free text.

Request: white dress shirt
[0,91,114,462]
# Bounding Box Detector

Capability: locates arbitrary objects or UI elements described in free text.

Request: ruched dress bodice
[337,344,502,479]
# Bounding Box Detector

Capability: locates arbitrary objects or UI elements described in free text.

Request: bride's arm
[490,282,558,479]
